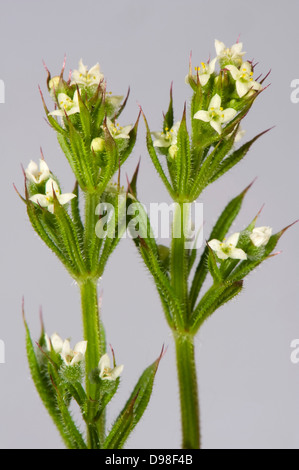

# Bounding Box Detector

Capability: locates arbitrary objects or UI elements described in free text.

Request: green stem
[174,333,200,449]
[80,277,104,447]
[170,202,189,321]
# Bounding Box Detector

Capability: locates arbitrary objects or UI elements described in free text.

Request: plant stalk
[174,333,200,449]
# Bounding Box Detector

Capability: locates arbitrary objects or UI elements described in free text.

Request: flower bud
[168,144,178,159]
[91,137,105,153]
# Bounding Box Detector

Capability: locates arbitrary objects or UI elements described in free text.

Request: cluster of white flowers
[191,40,262,135]
[208,226,272,261]
[154,40,263,149]
[45,333,124,381]
[48,60,124,122]
[26,159,76,214]
[45,333,87,367]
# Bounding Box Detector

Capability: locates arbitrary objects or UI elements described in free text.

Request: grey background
[0,0,298,449]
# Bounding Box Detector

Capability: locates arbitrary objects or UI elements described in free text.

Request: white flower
[45,333,64,353]
[194,94,237,134]
[186,58,217,86]
[60,339,87,366]
[227,126,246,143]
[106,93,124,110]
[29,178,76,214]
[105,117,132,140]
[49,90,80,117]
[234,128,246,143]
[99,353,124,381]
[71,59,104,87]
[208,232,247,260]
[25,160,50,184]
[152,121,181,148]
[45,333,86,366]
[226,62,262,98]
[250,226,272,247]
[215,39,245,67]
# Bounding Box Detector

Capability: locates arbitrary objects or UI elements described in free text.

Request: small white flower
[99,353,124,381]
[152,121,181,148]
[208,232,247,260]
[60,339,87,366]
[226,62,262,98]
[49,90,80,117]
[106,93,124,110]
[215,39,245,67]
[186,58,217,86]
[29,178,76,214]
[105,117,132,140]
[194,94,237,135]
[25,160,50,184]
[71,59,104,87]
[250,226,272,247]
[234,128,246,143]
[227,126,246,143]
[45,333,64,353]
[48,76,62,99]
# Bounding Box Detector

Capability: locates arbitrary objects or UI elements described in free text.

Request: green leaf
[49,374,87,449]
[57,133,86,190]
[176,105,191,196]
[119,111,140,165]
[142,109,175,199]
[77,86,92,140]
[190,281,243,333]
[23,311,75,449]
[103,348,164,449]
[209,128,272,184]
[189,131,236,200]
[207,245,223,283]
[163,82,174,131]
[53,196,86,275]
[96,119,119,193]
[26,201,76,276]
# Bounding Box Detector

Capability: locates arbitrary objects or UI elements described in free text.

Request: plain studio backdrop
[0,0,298,449]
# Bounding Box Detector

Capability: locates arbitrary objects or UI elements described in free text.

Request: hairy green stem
[170,202,189,319]
[171,202,200,449]
[174,333,200,449]
[80,278,102,447]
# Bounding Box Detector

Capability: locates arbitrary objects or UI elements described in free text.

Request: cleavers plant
[127,39,296,449]
[17,58,162,449]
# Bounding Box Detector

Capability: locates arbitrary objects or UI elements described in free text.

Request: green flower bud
[91,137,105,153]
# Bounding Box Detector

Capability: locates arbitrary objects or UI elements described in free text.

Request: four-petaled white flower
[45,332,64,353]
[226,62,262,98]
[105,117,132,140]
[45,333,87,366]
[71,59,104,88]
[194,94,237,135]
[29,178,76,214]
[60,339,87,366]
[250,226,272,247]
[99,353,124,381]
[25,159,50,184]
[191,58,217,86]
[208,232,247,260]
[215,39,245,67]
[152,121,181,148]
[49,90,80,117]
